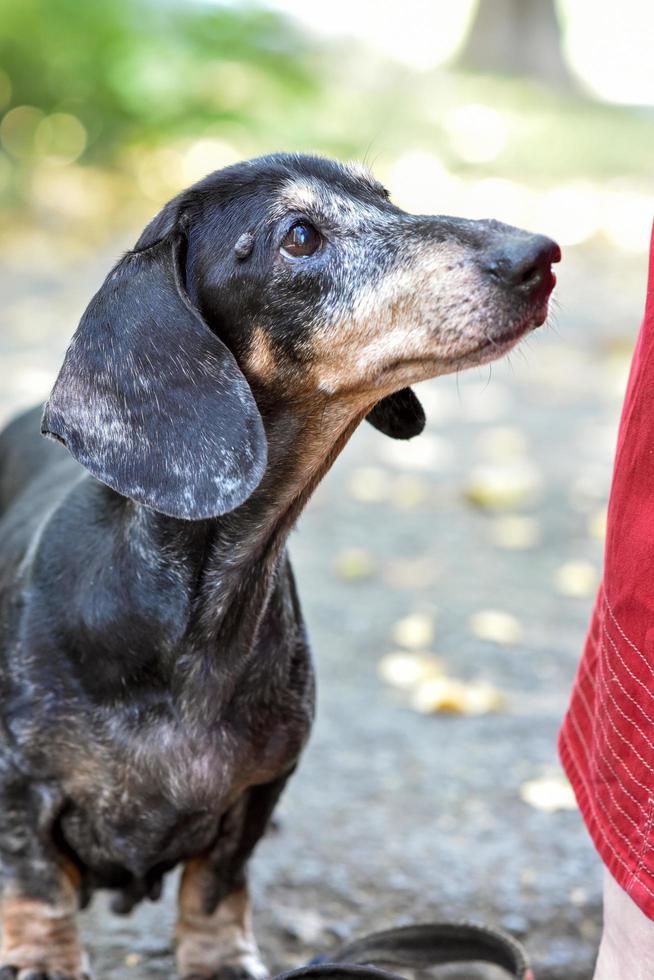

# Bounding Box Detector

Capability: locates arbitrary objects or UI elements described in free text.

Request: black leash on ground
[275,922,534,980]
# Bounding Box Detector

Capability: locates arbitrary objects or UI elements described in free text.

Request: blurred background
[1,1,653,977]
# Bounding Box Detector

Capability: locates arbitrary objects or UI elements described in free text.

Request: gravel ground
[0,234,649,979]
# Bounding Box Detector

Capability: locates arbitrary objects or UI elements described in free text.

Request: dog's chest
[69,716,272,819]
[58,708,299,877]
[136,729,233,817]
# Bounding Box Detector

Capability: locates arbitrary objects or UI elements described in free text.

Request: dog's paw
[180,953,268,980]
[183,966,268,980]
[212,966,268,980]
[214,967,267,980]
[0,894,90,980]
[0,968,90,980]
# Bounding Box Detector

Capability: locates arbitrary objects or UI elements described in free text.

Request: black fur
[42,233,267,520]
[0,153,558,978]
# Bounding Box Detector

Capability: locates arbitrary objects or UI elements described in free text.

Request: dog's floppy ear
[42,228,267,520]
[366,388,425,439]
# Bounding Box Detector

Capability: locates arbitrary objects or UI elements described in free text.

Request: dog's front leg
[0,779,88,980]
[176,773,291,980]
[176,866,264,980]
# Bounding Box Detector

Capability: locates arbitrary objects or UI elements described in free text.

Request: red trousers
[560,222,654,919]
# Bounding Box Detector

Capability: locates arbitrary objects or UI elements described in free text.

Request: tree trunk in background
[457,0,576,89]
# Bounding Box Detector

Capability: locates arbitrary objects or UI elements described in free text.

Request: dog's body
[0,154,558,978]
[0,403,311,891]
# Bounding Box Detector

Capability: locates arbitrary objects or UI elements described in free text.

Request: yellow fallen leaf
[463,462,541,511]
[469,609,523,645]
[462,681,506,715]
[333,547,375,580]
[391,474,430,509]
[411,677,505,715]
[391,612,435,649]
[601,341,632,400]
[378,433,453,471]
[378,651,445,689]
[411,676,469,714]
[347,466,388,503]
[125,953,142,967]
[520,776,577,812]
[588,508,608,541]
[491,514,541,550]
[569,886,589,907]
[382,557,439,590]
[602,335,635,361]
[554,560,598,598]
[476,426,529,460]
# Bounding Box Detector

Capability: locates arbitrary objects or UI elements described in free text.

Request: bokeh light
[0,105,44,159]
[0,0,651,256]
[562,0,654,105]
[261,0,477,71]
[181,137,240,185]
[443,104,511,164]
[0,152,11,193]
[0,69,11,112]
[34,113,87,165]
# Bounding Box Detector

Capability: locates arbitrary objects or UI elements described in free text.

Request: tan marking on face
[0,888,87,976]
[176,864,266,979]
[313,230,547,398]
[244,326,278,384]
[310,242,486,395]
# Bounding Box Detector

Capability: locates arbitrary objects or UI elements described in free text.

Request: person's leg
[594,869,654,980]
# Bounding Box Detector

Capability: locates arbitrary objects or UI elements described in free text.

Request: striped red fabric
[559,221,654,919]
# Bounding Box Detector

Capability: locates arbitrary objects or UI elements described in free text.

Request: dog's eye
[280,222,322,258]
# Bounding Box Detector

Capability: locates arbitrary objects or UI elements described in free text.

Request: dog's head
[43,153,559,520]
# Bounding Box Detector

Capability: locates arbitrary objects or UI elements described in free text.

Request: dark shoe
[277,922,533,980]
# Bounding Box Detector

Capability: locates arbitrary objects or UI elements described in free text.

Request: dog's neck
[134,394,369,701]
[211,399,363,612]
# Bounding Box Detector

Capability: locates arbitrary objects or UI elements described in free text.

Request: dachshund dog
[0,154,559,979]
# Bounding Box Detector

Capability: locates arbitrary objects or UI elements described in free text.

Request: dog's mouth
[467,270,556,360]
[354,255,558,394]
[371,294,554,388]
[478,305,548,352]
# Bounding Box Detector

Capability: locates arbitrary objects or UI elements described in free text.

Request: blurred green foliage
[1,0,652,252]
[0,0,317,161]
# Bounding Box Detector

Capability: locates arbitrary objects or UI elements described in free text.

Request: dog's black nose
[482,234,561,292]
